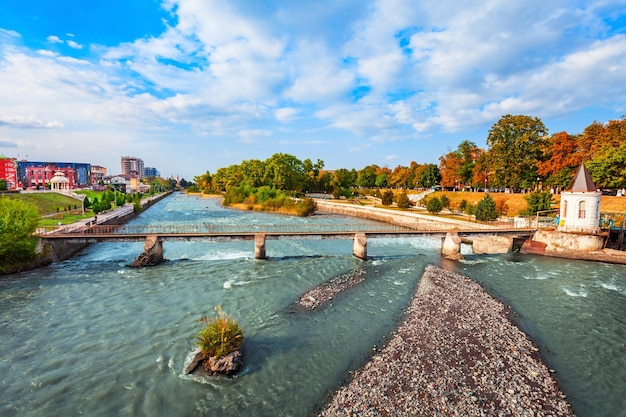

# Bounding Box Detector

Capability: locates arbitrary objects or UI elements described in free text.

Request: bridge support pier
[353,233,367,260]
[441,232,463,260]
[131,235,164,267]
[255,233,267,260]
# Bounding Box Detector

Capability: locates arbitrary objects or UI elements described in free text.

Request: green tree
[356,165,377,188]
[587,144,626,189]
[485,114,548,190]
[426,197,443,214]
[0,198,39,270]
[475,194,499,221]
[375,173,388,188]
[0,179,7,191]
[523,191,554,215]
[264,153,304,191]
[418,164,441,188]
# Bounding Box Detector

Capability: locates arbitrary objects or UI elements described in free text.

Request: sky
[0,0,625,180]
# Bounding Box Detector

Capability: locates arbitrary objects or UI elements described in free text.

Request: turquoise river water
[1,193,624,416]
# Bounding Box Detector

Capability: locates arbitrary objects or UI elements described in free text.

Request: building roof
[50,171,70,184]
[567,164,597,192]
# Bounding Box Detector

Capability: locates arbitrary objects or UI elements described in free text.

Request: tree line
[440,115,626,192]
[191,114,626,195]
[191,153,441,198]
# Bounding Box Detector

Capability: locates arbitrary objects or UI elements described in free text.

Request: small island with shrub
[184,306,244,377]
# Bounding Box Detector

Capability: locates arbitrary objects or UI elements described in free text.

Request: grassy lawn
[38,211,95,226]
[1,192,84,216]
[365,190,626,216]
[427,191,626,215]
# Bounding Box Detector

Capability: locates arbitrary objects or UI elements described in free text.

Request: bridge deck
[37,223,537,242]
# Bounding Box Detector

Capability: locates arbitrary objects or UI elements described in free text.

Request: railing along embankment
[315,200,495,232]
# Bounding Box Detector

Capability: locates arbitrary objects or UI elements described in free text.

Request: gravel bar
[298,268,369,311]
[319,265,574,416]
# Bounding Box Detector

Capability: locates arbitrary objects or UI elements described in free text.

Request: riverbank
[319,265,574,416]
[316,199,626,264]
[1,192,172,275]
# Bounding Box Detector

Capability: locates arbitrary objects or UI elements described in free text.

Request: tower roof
[567,164,597,192]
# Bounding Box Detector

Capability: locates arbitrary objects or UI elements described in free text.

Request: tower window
[578,201,586,219]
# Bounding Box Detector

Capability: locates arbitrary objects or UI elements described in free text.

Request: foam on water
[197,251,251,261]
[560,285,589,298]
[596,280,625,295]
[459,258,487,265]
[222,279,256,289]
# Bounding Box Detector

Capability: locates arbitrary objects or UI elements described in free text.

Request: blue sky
[1,0,625,180]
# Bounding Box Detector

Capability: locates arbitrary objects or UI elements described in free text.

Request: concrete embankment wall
[314,200,477,229]
[533,230,605,253]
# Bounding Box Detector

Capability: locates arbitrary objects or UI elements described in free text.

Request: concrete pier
[255,233,267,260]
[441,232,462,259]
[353,233,367,260]
[131,235,164,267]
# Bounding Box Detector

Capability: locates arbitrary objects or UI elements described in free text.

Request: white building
[558,164,601,233]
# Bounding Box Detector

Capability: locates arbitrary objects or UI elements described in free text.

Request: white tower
[558,164,601,233]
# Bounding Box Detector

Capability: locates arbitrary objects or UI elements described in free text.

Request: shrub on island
[184,306,244,376]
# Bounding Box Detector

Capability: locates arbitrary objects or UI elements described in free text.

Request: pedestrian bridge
[37,221,537,265]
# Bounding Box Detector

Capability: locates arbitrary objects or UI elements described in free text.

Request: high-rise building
[144,167,159,178]
[121,156,145,179]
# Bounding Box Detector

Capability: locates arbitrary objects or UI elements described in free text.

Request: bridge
[36,221,538,265]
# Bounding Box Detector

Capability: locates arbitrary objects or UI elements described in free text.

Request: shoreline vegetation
[221,185,318,217]
[318,265,574,416]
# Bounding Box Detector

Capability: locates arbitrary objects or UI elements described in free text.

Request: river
[1,193,624,416]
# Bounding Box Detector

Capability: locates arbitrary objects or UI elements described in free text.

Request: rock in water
[183,350,205,375]
[205,351,243,375]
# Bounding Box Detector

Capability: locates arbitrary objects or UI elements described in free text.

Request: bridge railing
[35,218,546,237]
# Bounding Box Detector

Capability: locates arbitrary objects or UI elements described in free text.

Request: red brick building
[25,165,76,189]
[0,156,18,190]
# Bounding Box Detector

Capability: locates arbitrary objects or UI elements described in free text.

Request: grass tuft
[195,306,244,359]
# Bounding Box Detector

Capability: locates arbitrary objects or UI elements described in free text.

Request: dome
[50,171,70,184]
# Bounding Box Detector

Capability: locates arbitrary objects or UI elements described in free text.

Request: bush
[196,306,244,359]
[381,190,394,206]
[439,194,450,209]
[295,198,317,217]
[495,199,509,217]
[458,199,468,212]
[396,191,411,209]
[0,198,39,270]
[475,194,499,221]
[426,197,443,214]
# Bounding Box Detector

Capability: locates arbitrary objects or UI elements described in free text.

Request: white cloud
[1,0,625,176]
[275,107,298,122]
[46,35,63,44]
[0,115,64,129]
[66,40,83,49]
[237,129,272,144]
